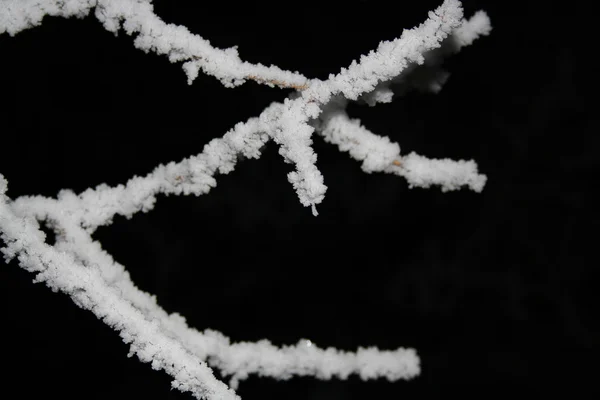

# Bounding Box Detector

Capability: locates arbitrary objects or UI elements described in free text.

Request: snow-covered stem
[0,1,491,399]
[0,0,309,89]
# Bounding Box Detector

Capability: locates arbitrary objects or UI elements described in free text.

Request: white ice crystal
[0,1,491,399]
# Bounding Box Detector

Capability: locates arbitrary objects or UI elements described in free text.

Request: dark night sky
[0,1,596,398]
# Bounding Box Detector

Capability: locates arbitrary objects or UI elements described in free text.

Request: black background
[0,0,597,398]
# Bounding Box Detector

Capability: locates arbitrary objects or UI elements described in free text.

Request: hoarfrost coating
[0,1,491,400]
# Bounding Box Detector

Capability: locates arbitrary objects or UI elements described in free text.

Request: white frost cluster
[0,1,491,400]
[0,174,7,196]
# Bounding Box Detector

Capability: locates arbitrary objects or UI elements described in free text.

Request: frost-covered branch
[0,1,491,400]
[316,100,487,192]
[0,0,309,89]
[1,0,491,217]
